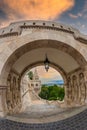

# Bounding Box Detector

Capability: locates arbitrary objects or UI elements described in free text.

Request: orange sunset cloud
[0,0,74,27]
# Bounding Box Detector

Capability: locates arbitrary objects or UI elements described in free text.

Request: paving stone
[0,109,87,130]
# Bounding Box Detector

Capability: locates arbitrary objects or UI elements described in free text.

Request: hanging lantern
[44,54,50,72]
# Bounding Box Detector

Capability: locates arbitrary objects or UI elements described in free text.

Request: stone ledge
[0,20,87,44]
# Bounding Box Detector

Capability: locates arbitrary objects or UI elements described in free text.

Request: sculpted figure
[72,75,79,103]
[67,77,72,101]
[6,74,13,113]
[79,73,86,104]
[16,78,21,104]
[12,76,17,107]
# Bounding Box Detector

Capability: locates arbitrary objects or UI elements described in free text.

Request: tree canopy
[28,71,33,80]
[39,85,65,101]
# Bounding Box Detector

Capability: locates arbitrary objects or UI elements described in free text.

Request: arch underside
[1,40,87,84]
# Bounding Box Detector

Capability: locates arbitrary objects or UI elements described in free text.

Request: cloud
[69,13,82,19]
[69,13,78,19]
[0,0,74,27]
[77,22,85,28]
[81,1,87,20]
[81,24,85,28]
[83,0,87,13]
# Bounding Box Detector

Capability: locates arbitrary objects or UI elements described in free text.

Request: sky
[0,0,87,34]
[0,0,87,83]
[30,66,63,85]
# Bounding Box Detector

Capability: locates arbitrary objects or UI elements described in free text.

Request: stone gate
[0,20,87,116]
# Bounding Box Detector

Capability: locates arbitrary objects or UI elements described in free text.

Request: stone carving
[12,76,17,107]
[67,77,72,101]
[6,74,13,113]
[79,73,86,104]
[66,70,87,107]
[72,75,79,103]
[6,73,21,114]
[16,78,21,104]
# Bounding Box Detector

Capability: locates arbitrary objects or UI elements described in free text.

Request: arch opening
[0,20,87,123]
[18,65,67,122]
[0,39,87,86]
[0,39,87,116]
[21,65,65,106]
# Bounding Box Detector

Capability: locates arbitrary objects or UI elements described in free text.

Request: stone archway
[0,20,87,116]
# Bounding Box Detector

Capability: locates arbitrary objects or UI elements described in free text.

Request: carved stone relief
[67,77,72,103]
[6,73,21,114]
[79,73,86,104]
[6,74,13,113]
[72,75,79,104]
[16,78,21,104]
[66,69,87,107]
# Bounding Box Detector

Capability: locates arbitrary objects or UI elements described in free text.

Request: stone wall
[6,71,22,114]
[0,20,87,115]
[0,86,7,117]
[65,68,87,107]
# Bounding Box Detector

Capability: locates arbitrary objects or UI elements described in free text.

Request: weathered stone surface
[0,20,87,116]
[1,108,87,129]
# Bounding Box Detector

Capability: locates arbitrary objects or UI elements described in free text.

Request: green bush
[39,85,65,101]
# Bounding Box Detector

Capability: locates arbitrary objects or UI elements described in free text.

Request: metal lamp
[44,54,50,72]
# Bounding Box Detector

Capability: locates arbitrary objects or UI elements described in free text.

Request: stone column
[83,66,87,103]
[0,86,7,117]
[64,77,73,107]
[63,79,72,107]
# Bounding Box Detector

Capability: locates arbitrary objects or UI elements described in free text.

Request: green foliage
[39,86,49,100]
[28,71,33,80]
[39,85,65,101]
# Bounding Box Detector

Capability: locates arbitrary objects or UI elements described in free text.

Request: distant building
[29,68,41,94]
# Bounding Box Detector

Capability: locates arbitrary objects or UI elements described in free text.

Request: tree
[39,86,49,100]
[39,85,65,101]
[28,71,33,80]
